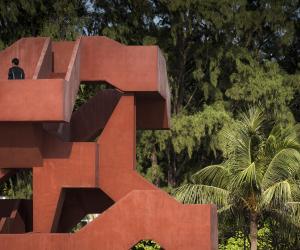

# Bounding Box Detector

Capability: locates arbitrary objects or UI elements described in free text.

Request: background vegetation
[0,0,299,249]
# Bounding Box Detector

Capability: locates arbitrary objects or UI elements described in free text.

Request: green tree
[175,107,300,250]
[1,0,299,246]
[92,0,300,189]
[137,102,231,188]
[39,0,89,40]
[0,0,38,48]
[131,240,163,250]
[0,170,32,199]
[0,0,88,48]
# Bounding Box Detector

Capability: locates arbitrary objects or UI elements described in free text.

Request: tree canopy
[0,0,299,249]
[175,107,300,249]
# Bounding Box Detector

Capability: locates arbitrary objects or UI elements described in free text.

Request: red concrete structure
[0,36,218,249]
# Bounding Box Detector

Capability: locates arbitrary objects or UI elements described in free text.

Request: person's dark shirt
[8,66,25,80]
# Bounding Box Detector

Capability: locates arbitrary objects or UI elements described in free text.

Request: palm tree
[175,107,300,250]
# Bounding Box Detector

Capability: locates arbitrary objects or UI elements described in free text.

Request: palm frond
[295,123,300,141]
[174,184,229,209]
[235,134,253,167]
[218,204,233,214]
[232,162,260,192]
[262,148,300,189]
[286,202,300,226]
[224,107,265,169]
[261,180,292,209]
[192,164,230,189]
[290,183,300,201]
[265,124,300,159]
[238,106,264,134]
[268,205,300,229]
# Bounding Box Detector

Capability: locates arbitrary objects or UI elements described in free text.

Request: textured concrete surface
[0,191,217,250]
[0,36,218,249]
[0,36,170,127]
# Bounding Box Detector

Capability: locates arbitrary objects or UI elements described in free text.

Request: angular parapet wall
[0,36,218,249]
[0,37,47,79]
[0,191,217,250]
[0,36,170,128]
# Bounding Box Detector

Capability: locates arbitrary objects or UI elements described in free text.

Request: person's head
[12,58,19,66]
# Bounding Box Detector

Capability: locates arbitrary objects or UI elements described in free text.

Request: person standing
[8,58,25,80]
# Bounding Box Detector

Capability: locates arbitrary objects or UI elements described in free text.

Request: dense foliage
[0,170,32,199]
[175,107,300,249]
[0,0,299,249]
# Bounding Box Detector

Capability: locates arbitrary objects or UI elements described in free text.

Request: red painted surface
[33,38,52,79]
[80,37,158,91]
[0,36,218,249]
[98,95,156,201]
[0,37,47,79]
[0,200,32,233]
[33,139,98,232]
[0,192,217,250]
[0,79,65,121]
[0,123,43,168]
[52,41,75,74]
[0,36,169,128]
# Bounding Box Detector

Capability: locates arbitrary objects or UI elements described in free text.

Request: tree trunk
[168,149,177,187]
[150,146,160,186]
[250,212,258,250]
[243,226,247,250]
